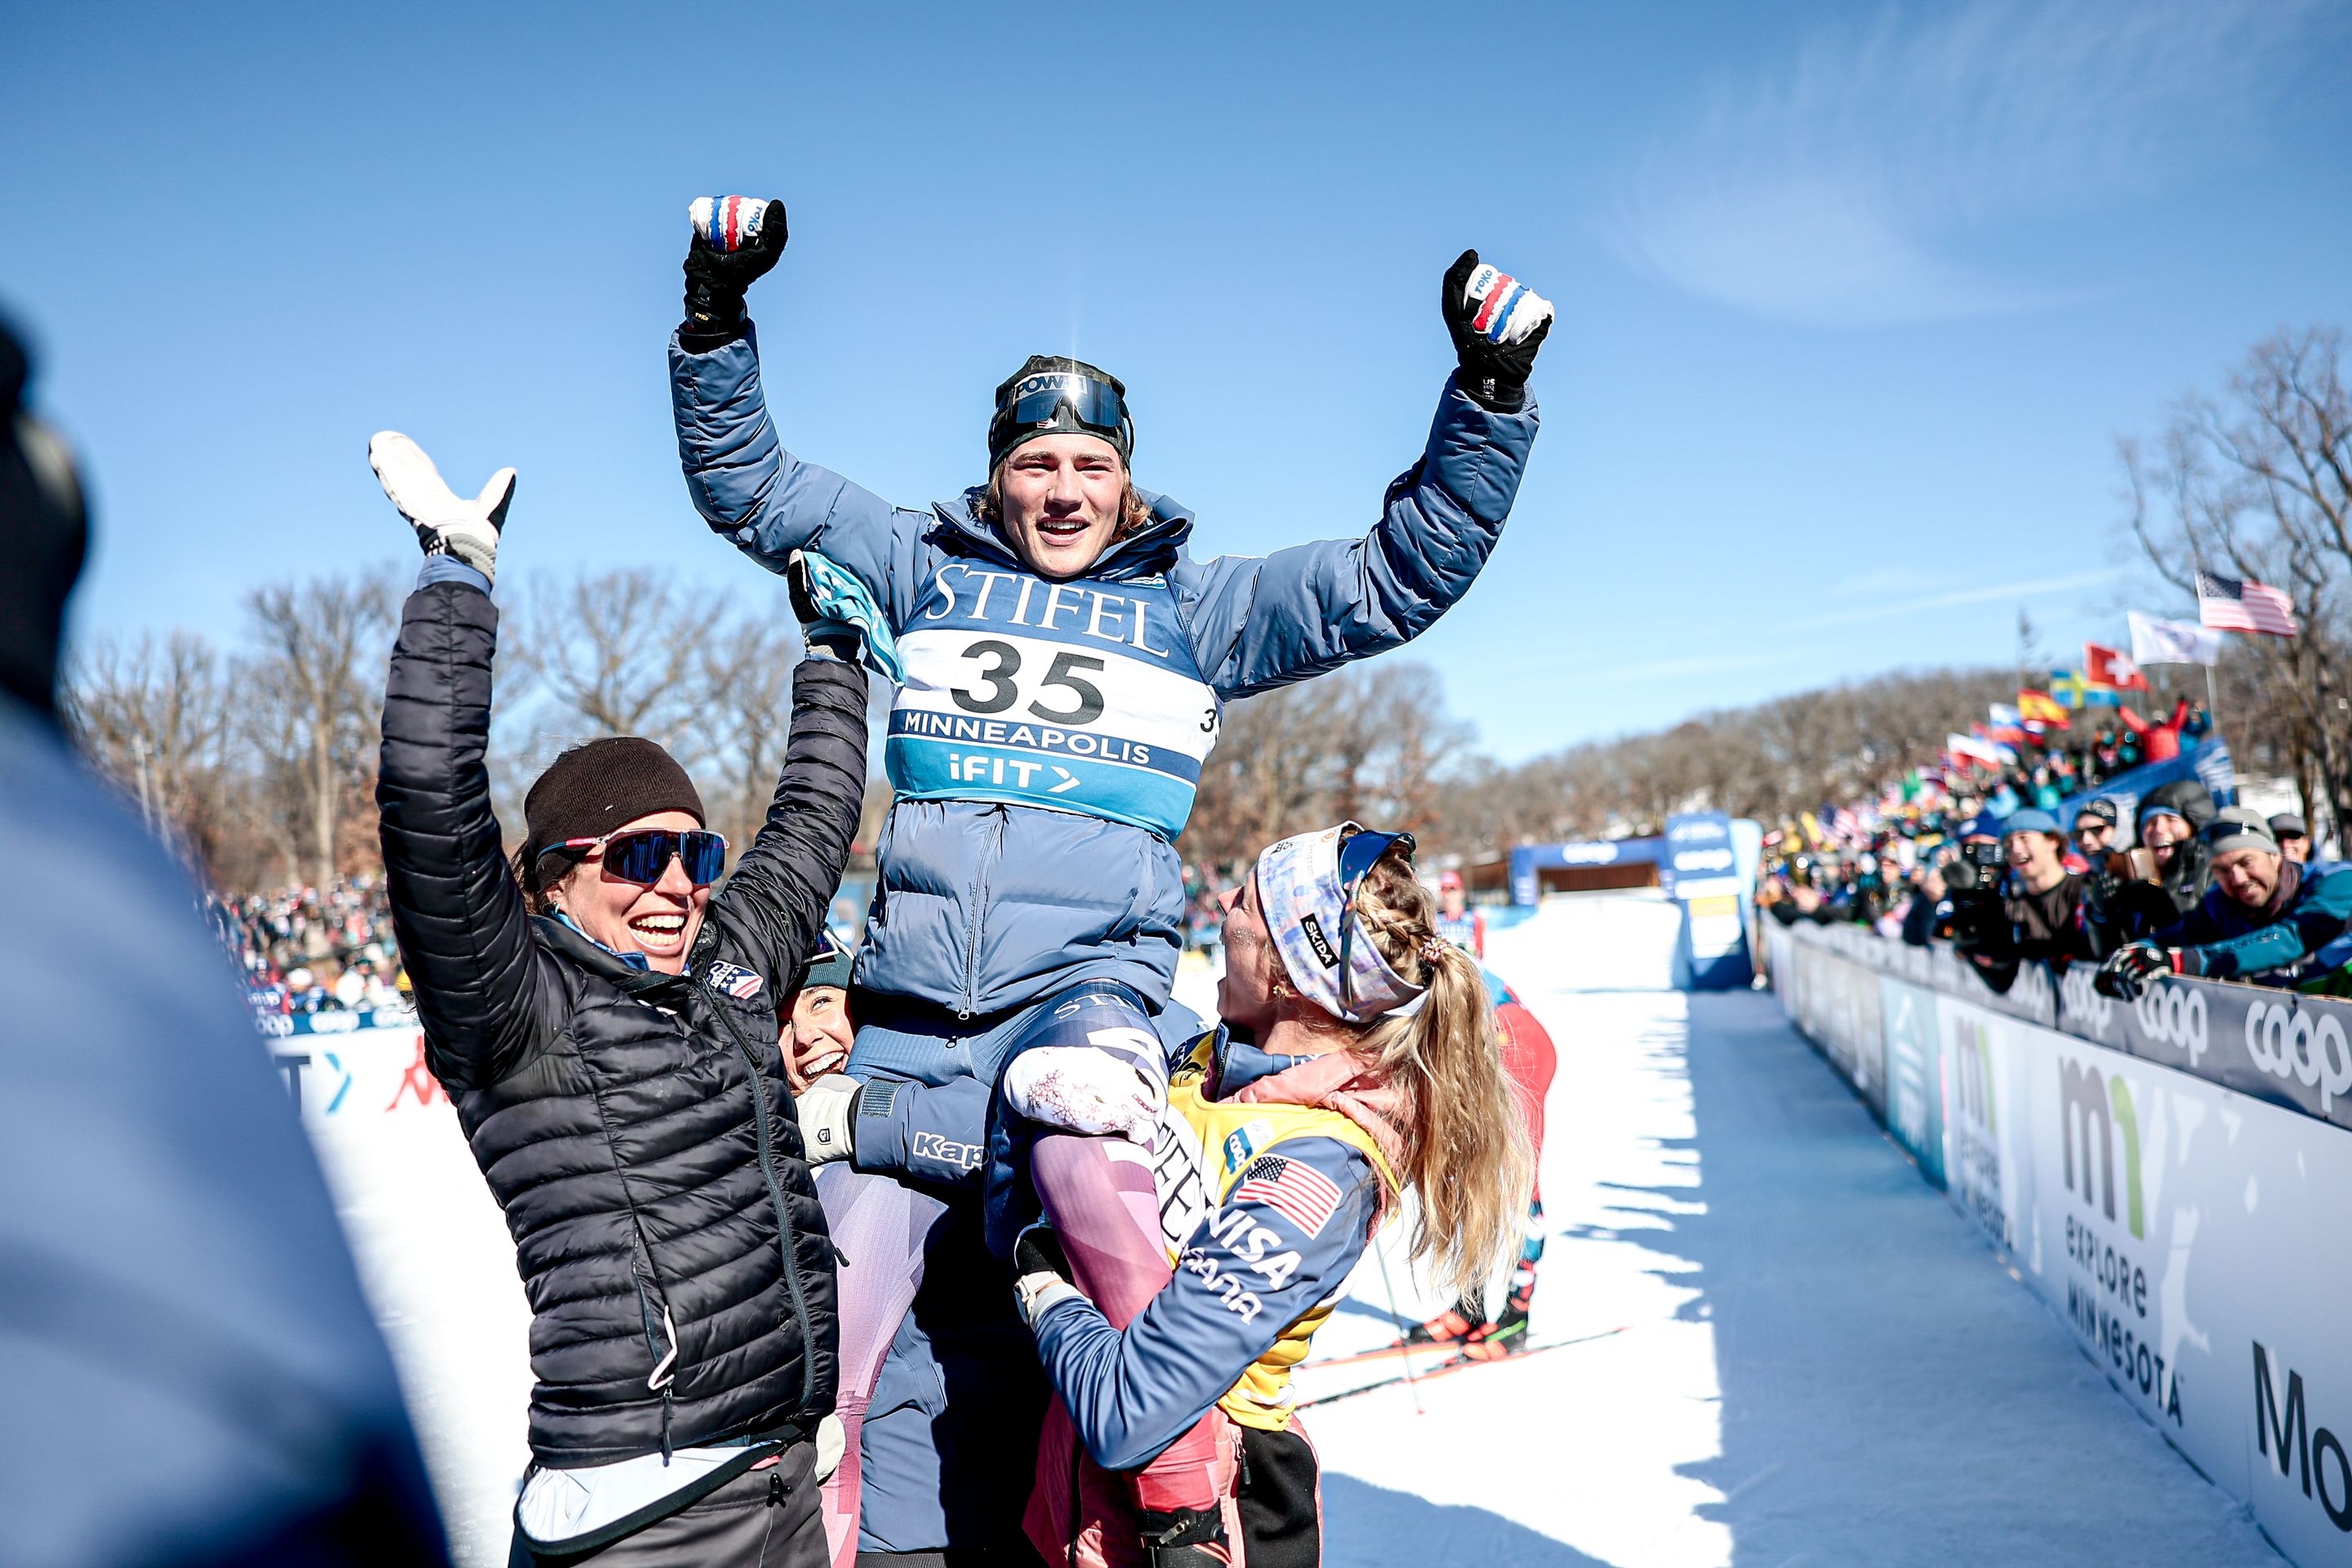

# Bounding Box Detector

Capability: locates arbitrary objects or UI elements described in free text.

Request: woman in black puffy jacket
[368,432,866,1566]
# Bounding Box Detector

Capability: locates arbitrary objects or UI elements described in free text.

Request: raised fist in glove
[368,432,514,582]
[1443,248,1553,412]
[2093,942,2172,1002]
[682,195,787,339]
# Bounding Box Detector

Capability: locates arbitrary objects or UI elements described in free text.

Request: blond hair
[1345,849,1535,1303]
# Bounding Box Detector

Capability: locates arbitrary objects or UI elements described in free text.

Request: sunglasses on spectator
[545,829,729,888]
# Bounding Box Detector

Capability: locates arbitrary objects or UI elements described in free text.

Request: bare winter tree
[243,572,396,889]
[518,568,731,754]
[2123,326,2352,839]
[62,630,236,864]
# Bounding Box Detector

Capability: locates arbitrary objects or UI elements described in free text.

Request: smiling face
[784,984,853,1093]
[996,434,1128,579]
[2213,847,2283,909]
[545,808,709,974]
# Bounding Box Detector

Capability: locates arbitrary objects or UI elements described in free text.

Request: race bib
[884,562,1220,840]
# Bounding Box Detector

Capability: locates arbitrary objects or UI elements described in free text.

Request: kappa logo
[1297,913,1339,969]
[910,1131,984,1171]
[2243,999,2352,1113]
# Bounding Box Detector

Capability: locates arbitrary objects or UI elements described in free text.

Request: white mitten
[368,431,515,582]
[796,1073,859,1165]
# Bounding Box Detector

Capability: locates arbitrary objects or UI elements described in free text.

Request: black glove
[1013,1221,1080,1327]
[2093,943,2171,1002]
[1442,248,1552,412]
[681,199,788,341]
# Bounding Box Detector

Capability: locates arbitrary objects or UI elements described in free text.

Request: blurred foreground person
[0,325,449,1565]
[368,431,867,1566]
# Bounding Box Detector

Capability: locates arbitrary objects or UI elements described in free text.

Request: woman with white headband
[1000,824,1532,1566]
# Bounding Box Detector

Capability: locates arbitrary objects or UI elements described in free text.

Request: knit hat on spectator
[2076,799,2119,828]
[2270,813,2309,840]
[1962,813,2004,841]
[2203,808,2278,860]
[800,926,857,992]
[2002,808,2061,839]
[2139,802,2188,828]
[524,737,706,876]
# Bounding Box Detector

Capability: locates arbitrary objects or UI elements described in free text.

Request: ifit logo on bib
[886,562,1220,840]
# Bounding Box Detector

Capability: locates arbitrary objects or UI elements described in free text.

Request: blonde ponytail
[1348,855,1533,1303]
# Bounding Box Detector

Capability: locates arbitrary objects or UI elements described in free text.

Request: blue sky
[5,0,2347,762]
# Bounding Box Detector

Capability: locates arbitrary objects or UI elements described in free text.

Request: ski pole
[1370,1230,1426,1416]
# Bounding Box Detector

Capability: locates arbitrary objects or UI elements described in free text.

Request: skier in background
[1435,868,1486,957]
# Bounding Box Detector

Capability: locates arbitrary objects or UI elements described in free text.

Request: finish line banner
[1769,924,2352,1566]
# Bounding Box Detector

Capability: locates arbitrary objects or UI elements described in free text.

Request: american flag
[2197,571,2298,636]
[1231,1154,1343,1237]
[706,960,764,1001]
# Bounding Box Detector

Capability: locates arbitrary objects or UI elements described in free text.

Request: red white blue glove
[1443,249,1553,412]
[682,195,786,338]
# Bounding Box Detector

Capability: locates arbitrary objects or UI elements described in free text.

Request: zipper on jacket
[698,977,822,1416]
[956,808,1005,1020]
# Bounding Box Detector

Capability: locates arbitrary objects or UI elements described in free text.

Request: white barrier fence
[269,1011,532,1566]
[1769,924,2352,1567]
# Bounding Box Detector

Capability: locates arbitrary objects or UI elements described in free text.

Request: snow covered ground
[314,892,2287,1566]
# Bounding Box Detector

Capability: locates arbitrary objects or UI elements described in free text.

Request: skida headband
[1254,822,1426,1024]
[988,354,1133,471]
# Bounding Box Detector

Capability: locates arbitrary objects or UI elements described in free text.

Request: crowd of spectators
[206,874,408,1017]
[1757,715,2350,1000]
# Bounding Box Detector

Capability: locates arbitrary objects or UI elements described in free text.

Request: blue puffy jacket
[670,324,1539,1018]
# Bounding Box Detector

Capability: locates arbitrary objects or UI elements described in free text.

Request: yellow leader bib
[1148,1038,1399,1432]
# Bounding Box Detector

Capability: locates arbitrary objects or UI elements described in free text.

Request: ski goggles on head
[988,370,1134,469]
[546,828,729,888]
[1255,822,1425,1024]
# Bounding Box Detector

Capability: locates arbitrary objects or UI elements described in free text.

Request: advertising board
[1768,923,2352,1565]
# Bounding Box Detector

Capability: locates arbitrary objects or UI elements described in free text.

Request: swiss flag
[2085,643,2149,692]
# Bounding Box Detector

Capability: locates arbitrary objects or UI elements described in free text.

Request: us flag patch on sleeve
[1231,1153,1343,1237]
[706,960,765,1001]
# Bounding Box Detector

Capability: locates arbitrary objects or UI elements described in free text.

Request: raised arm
[706,652,871,987]
[370,434,557,1088]
[666,196,928,621]
[1023,1139,1379,1470]
[1178,252,1548,699]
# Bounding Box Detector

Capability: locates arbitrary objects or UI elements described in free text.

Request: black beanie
[987,354,1131,472]
[523,737,706,873]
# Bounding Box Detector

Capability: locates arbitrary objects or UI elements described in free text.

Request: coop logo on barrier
[1560,843,1619,866]
[2254,1344,2352,1533]
[2060,970,2207,1065]
[2243,1000,2352,1115]
[1673,847,1734,873]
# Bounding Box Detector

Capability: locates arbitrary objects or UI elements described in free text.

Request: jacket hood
[928,486,1195,582]
[2141,777,2217,832]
